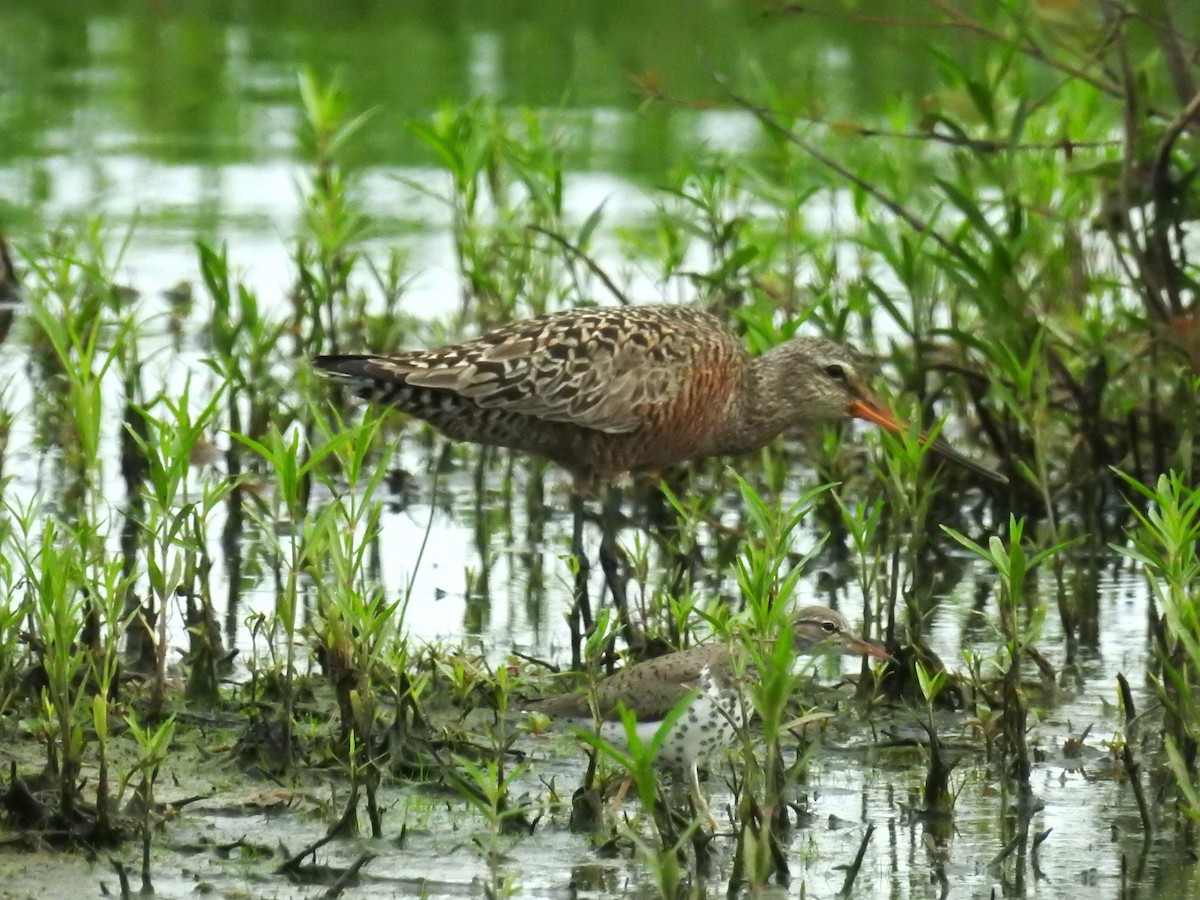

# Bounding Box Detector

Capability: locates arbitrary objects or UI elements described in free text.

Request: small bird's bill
[848,398,1009,485]
[843,635,893,661]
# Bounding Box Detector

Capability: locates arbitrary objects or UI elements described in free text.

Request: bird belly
[587,690,742,770]
[655,691,742,769]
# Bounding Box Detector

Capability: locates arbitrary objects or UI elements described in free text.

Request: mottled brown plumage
[315,304,1006,489]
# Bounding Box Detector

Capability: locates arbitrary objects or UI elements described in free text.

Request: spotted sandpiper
[522,605,889,829]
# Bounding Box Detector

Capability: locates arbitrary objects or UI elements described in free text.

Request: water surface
[0,2,1195,897]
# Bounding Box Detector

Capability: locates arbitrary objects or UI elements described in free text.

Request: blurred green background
[0,0,952,231]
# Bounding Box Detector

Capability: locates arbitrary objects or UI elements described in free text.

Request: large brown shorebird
[315,304,1005,491]
[316,304,1004,664]
[522,605,889,830]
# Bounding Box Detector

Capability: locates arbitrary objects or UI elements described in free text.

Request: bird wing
[524,645,721,722]
[351,306,738,434]
[588,654,707,721]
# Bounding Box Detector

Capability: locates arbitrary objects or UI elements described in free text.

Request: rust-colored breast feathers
[622,340,742,468]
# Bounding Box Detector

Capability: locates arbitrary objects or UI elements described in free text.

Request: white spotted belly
[590,689,743,769]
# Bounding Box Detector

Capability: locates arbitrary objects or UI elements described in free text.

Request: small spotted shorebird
[521,605,889,830]
[315,304,1007,491]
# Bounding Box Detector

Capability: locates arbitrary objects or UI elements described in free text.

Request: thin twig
[107,858,132,900]
[717,76,978,273]
[922,0,1123,98]
[1148,88,1200,317]
[509,649,560,673]
[527,225,631,306]
[1138,4,1198,106]
[812,121,1117,153]
[321,852,375,899]
[1105,0,1169,322]
[774,0,1194,129]
[277,786,359,873]
[838,823,875,896]
[988,832,1022,868]
[1116,672,1154,841]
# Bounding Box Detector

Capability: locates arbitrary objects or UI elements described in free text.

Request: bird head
[791,605,891,660]
[765,337,1007,484]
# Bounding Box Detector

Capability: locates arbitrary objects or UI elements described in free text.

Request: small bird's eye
[821,620,838,634]
[824,363,848,381]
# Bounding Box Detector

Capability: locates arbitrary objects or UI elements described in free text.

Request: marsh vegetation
[0,1,1199,897]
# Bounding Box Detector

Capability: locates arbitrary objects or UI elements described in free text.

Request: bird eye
[821,620,837,634]
[824,363,848,381]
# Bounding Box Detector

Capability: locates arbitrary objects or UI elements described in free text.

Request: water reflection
[1,2,1195,896]
[3,1,952,238]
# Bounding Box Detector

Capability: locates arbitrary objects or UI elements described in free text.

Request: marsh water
[1,2,1197,898]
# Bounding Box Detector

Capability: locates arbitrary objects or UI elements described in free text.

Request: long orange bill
[849,397,1009,485]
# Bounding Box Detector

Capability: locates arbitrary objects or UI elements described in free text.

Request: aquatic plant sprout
[0,4,1197,896]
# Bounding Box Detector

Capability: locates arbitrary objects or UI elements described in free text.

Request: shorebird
[315,304,1006,492]
[522,605,889,830]
[315,304,1005,662]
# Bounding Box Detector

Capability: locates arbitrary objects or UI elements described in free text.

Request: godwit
[315,304,1006,489]
[521,604,889,831]
[316,304,1004,661]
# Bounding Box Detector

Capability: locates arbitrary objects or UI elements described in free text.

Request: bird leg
[689,762,719,835]
[569,488,635,669]
[569,492,592,670]
[598,487,636,650]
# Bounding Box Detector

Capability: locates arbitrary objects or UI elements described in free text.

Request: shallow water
[0,636,1184,900]
[1,2,1198,898]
